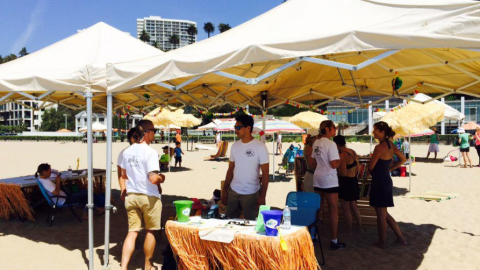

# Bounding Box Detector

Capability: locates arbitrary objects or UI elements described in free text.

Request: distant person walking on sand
[402,139,410,160]
[475,127,480,167]
[369,121,407,249]
[160,131,165,143]
[216,131,221,146]
[221,115,269,220]
[458,128,473,168]
[309,120,345,250]
[277,134,283,155]
[120,120,165,270]
[174,141,184,168]
[175,130,182,143]
[333,135,363,234]
[426,127,440,159]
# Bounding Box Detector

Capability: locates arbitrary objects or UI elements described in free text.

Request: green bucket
[173,200,194,222]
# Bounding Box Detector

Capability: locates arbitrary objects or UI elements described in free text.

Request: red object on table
[399,166,407,177]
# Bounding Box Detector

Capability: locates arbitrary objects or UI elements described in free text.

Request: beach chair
[286,191,325,266]
[204,141,229,161]
[36,179,82,227]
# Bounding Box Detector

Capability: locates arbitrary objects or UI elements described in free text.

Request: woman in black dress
[334,135,363,234]
[369,122,407,248]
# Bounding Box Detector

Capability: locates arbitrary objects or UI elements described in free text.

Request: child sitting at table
[35,163,104,219]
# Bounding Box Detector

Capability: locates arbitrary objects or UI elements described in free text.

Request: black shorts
[314,187,339,193]
[460,147,470,153]
[175,156,182,163]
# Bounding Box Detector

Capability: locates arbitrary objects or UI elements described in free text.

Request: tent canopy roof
[0,22,163,96]
[105,0,480,111]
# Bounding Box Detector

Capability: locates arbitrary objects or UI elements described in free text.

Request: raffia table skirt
[165,220,319,270]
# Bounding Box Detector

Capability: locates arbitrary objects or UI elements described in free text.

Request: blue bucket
[261,210,283,236]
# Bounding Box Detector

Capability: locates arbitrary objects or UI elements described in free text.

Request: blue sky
[0,0,283,56]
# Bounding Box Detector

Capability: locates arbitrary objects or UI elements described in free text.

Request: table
[0,169,106,221]
[165,218,319,270]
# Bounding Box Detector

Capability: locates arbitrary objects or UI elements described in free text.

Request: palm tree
[152,40,160,49]
[18,47,28,57]
[203,22,215,38]
[218,23,231,33]
[0,55,3,64]
[186,25,198,44]
[139,30,150,43]
[168,34,180,49]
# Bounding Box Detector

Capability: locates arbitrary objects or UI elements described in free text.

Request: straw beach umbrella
[381,102,445,137]
[461,121,480,131]
[289,111,328,130]
[381,102,444,191]
[56,129,72,133]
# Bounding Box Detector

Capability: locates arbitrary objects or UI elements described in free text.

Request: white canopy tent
[79,122,108,132]
[0,22,163,270]
[197,122,217,131]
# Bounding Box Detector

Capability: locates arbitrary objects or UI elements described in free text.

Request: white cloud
[9,0,47,54]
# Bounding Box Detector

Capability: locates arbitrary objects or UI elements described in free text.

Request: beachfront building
[137,16,197,51]
[0,101,57,131]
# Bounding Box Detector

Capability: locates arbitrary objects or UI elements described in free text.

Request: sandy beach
[1,140,479,270]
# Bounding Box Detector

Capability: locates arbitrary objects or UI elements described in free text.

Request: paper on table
[199,226,251,243]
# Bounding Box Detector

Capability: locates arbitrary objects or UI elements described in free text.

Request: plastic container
[261,210,283,236]
[283,206,291,229]
[399,166,407,177]
[173,200,194,222]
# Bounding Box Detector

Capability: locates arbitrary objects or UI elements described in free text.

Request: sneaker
[330,241,346,250]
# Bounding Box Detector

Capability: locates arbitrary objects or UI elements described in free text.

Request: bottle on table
[283,205,291,229]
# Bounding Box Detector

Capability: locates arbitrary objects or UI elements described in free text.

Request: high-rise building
[0,101,57,131]
[137,16,197,51]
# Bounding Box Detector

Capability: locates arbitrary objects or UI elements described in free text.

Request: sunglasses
[234,125,245,130]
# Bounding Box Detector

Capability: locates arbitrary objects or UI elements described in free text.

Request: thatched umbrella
[461,121,480,131]
[289,111,328,130]
[381,102,445,192]
[381,102,445,137]
[56,129,72,133]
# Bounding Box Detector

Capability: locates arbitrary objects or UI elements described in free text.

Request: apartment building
[0,101,57,131]
[137,15,197,51]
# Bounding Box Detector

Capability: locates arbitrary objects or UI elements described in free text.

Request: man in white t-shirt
[221,115,269,220]
[119,120,165,270]
[276,134,283,155]
[117,129,138,194]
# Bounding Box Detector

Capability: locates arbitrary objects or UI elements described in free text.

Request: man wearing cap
[221,115,270,220]
[120,120,165,270]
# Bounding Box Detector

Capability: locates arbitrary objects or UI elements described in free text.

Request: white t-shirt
[402,141,410,153]
[311,138,340,188]
[121,143,161,198]
[229,139,269,195]
[117,148,127,169]
[39,178,66,205]
[216,133,221,142]
[277,134,282,144]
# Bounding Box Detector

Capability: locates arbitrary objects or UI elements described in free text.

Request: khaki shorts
[125,193,162,231]
[225,188,259,220]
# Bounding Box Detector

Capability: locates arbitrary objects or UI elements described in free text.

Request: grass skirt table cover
[165,219,319,270]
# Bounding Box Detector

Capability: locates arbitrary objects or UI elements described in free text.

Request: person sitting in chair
[36,163,104,220]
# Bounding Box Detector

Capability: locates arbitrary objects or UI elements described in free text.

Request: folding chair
[285,191,325,266]
[36,179,82,227]
[204,141,229,161]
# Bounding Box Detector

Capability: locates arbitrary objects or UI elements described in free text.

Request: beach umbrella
[289,111,328,130]
[461,121,480,130]
[197,122,217,131]
[381,103,444,192]
[215,120,236,132]
[254,119,305,134]
[79,122,108,132]
[56,129,72,133]
[381,102,445,137]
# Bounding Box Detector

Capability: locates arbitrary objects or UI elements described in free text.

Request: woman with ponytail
[369,121,407,248]
[308,120,345,250]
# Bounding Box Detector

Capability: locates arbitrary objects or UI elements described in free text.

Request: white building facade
[137,16,197,51]
[0,101,57,131]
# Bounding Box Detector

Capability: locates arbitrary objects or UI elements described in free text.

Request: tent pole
[103,93,113,269]
[408,135,411,192]
[86,90,94,270]
[273,133,275,180]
